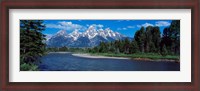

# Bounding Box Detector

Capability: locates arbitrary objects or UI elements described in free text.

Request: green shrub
[20,63,38,71]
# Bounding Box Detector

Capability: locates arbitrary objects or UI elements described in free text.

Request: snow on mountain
[46,27,128,47]
[98,29,107,39]
[56,30,67,36]
[45,34,52,41]
[83,25,98,39]
[69,29,82,41]
[104,28,116,38]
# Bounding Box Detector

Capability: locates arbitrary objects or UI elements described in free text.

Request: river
[38,52,180,71]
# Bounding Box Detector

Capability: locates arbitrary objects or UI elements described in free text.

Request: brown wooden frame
[0,0,199,91]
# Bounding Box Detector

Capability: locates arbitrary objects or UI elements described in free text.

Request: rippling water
[38,52,180,71]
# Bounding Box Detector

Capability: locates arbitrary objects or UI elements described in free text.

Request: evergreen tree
[108,42,115,53]
[93,46,99,53]
[170,20,180,54]
[161,44,168,56]
[99,41,108,53]
[113,40,120,54]
[145,26,153,52]
[129,39,139,53]
[151,26,161,53]
[161,27,171,52]
[20,20,46,65]
[123,38,130,54]
[161,20,180,55]
[119,40,125,53]
[134,27,146,53]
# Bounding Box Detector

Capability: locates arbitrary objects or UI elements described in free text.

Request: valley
[20,20,180,71]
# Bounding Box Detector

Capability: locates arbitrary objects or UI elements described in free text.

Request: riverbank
[48,52,71,54]
[72,53,130,59]
[72,53,179,62]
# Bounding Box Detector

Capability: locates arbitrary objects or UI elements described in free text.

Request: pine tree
[151,26,161,53]
[145,26,153,52]
[161,44,168,56]
[135,27,146,53]
[170,20,180,54]
[161,20,180,55]
[129,39,139,53]
[123,38,130,54]
[20,20,46,65]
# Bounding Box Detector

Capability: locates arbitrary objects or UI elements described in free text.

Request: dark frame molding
[1,0,199,91]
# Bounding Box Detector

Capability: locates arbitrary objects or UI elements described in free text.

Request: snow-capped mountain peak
[84,25,98,39]
[69,29,81,40]
[56,30,67,36]
[98,29,107,39]
[46,27,128,47]
[104,28,116,38]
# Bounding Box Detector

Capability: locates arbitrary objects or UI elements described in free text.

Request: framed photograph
[1,0,199,91]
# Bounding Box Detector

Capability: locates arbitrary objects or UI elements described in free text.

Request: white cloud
[155,21,170,27]
[137,21,170,28]
[46,24,64,29]
[127,26,135,28]
[137,25,142,28]
[97,24,104,28]
[117,27,127,30]
[89,24,104,29]
[46,21,86,31]
[137,23,154,28]
[59,21,72,25]
[140,22,154,27]
[46,22,106,33]
[117,25,135,31]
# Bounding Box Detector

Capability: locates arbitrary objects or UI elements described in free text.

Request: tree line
[47,47,90,53]
[89,20,180,56]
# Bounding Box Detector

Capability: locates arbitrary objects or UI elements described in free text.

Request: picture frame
[1,0,199,91]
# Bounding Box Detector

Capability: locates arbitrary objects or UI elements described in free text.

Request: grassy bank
[88,53,179,61]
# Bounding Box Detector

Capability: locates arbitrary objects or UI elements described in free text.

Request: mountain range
[46,25,128,47]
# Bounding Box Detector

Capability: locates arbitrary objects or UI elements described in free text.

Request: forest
[20,20,180,71]
[89,20,180,56]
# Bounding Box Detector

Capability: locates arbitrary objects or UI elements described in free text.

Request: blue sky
[43,20,172,37]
